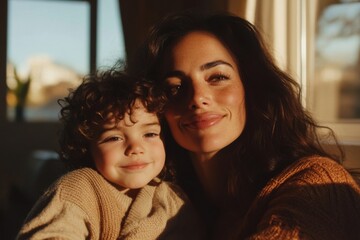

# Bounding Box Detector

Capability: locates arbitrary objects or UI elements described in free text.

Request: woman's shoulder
[246,156,360,240]
[272,156,360,189]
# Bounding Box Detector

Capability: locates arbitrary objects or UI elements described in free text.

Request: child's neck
[124,188,141,199]
[112,184,140,199]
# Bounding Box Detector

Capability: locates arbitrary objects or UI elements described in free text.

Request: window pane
[7,0,89,121]
[313,1,360,122]
[97,0,126,68]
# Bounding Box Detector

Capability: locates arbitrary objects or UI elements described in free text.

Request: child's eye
[144,132,159,138]
[103,136,122,143]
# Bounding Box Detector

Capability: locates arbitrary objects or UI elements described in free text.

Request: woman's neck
[190,151,230,206]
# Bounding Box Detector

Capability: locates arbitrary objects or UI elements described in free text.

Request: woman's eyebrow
[164,70,185,79]
[200,60,234,70]
[164,60,234,79]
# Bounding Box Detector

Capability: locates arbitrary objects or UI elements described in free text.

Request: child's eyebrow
[98,126,117,134]
[142,122,161,127]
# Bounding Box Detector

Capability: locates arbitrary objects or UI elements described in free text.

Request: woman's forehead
[161,31,238,73]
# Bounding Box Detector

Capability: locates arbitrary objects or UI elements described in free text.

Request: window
[97,0,126,68]
[312,1,360,121]
[5,0,125,122]
[7,0,89,121]
[304,0,360,144]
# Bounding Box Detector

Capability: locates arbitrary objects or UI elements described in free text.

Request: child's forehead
[105,103,159,127]
[107,99,145,117]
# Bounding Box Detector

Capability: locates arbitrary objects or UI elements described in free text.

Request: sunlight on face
[163,31,246,160]
[90,102,165,190]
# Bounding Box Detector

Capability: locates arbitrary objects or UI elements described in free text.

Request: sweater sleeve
[16,167,129,240]
[16,188,92,240]
[244,157,360,240]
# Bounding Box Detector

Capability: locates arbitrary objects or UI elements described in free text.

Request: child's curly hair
[58,67,166,170]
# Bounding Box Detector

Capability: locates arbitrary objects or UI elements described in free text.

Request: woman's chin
[182,138,236,159]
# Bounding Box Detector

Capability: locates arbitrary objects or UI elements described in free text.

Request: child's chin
[122,178,152,189]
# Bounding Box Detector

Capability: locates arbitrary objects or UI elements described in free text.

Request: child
[16,68,203,240]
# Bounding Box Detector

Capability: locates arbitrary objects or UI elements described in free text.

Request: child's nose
[124,140,144,156]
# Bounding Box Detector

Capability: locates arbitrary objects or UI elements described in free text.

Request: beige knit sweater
[16,168,204,240]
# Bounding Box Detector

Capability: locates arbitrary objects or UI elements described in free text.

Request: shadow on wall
[0,150,66,240]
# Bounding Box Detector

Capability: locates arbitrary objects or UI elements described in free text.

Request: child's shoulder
[48,168,109,200]
[57,167,102,185]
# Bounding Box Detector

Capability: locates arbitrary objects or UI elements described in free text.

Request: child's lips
[121,162,149,170]
[182,113,224,129]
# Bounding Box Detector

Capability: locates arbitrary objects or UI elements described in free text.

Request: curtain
[228,0,321,87]
[118,0,225,61]
[228,0,305,79]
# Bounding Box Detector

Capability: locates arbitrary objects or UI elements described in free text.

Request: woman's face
[162,31,246,159]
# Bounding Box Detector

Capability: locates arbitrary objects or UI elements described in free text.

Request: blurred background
[0,0,359,238]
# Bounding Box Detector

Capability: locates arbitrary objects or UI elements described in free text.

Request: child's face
[90,102,165,190]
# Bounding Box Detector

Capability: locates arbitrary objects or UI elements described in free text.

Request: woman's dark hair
[128,11,343,204]
[58,66,166,171]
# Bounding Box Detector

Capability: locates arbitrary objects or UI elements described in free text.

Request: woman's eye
[209,73,230,82]
[166,85,182,98]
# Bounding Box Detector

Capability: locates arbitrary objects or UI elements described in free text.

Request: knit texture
[16,167,204,240]
[236,156,360,240]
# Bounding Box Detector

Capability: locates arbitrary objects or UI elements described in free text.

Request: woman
[128,11,360,239]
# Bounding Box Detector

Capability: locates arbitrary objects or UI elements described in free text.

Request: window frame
[0,0,98,123]
[301,0,360,145]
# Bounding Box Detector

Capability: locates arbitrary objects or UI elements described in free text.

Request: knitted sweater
[16,168,204,240]
[223,156,360,240]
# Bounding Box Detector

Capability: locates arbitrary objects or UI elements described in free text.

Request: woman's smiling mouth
[182,113,225,129]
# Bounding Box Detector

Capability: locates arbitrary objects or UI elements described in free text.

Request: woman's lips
[183,113,224,129]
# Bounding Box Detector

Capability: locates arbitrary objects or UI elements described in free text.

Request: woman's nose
[188,81,211,110]
[124,139,144,156]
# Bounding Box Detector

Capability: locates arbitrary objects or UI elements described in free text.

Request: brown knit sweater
[16,168,204,240]
[232,156,360,239]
